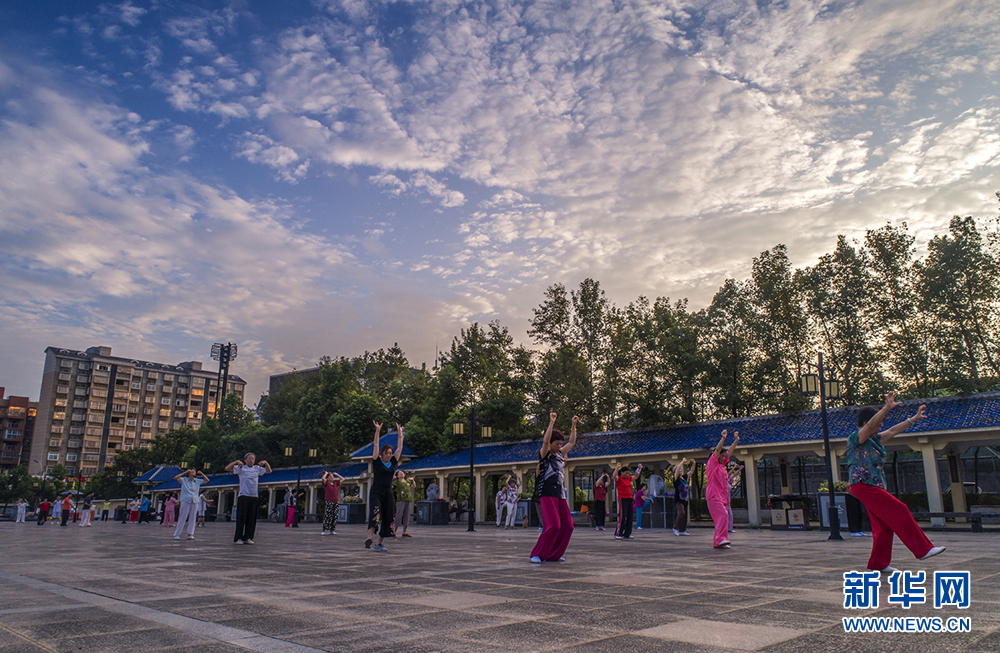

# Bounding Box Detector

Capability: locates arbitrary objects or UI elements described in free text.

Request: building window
[126,418,137,426]
[47,452,59,461]
[142,420,152,428]
[66,454,77,462]
[146,384,156,391]
[96,364,111,371]
[175,399,186,407]
[160,398,170,405]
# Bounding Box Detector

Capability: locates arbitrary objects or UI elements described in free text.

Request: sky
[1,0,998,404]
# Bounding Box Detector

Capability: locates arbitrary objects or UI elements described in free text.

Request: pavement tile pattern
[1,520,997,652]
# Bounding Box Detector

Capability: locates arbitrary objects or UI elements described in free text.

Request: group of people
[18,492,102,526]
[11,394,948,574]
[524,396,947,573]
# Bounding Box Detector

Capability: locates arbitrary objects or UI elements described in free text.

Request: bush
[342,496,364,504]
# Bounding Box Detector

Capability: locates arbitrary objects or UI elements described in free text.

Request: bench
[912,511,1000,533]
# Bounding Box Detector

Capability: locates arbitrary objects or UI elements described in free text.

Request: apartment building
[30,346,246,477]
[0,388,37,471]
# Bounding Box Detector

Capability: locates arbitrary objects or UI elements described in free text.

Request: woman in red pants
[529,413,578,564]
[847,392,945,573]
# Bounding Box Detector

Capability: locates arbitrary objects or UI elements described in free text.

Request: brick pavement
[1,519,997,652]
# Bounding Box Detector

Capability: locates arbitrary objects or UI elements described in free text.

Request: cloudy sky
[1,0,998,403]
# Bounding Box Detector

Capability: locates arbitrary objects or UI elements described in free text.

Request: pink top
[705,453,730,503]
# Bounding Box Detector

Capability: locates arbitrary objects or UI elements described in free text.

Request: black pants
[594,500,606,528]
[616,498,634,538]
[61,511,69,527]
[101,510,109,521]
[37,509,48,525]
[234,495,259,542]
[368,487,394,539]
[674,502,688,532]
[139,510,150,523]
[846,493,866,532]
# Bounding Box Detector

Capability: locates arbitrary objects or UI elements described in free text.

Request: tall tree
[864,223,931,395]
[916,215,1000,391]
[799,236,883,405]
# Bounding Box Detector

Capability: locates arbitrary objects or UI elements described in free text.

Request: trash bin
[415,500,450,525]
[339,502,367,524]
[649,496,674,529]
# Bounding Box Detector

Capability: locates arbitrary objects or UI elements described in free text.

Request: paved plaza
[0,519,998,653]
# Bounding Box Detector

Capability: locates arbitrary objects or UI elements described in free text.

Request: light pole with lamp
[285,439,317,527]
[799,352,844,541]
[453,409,492,532]
[210,342,238,414]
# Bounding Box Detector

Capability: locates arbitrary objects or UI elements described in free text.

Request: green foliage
[574,486,588,505]
[242,210,1000,467]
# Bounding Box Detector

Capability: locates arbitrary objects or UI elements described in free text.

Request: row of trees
[5,210,997,499]
[258,213,1000,460]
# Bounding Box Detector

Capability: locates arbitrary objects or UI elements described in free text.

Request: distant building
[30,346,246,478]
[267,366,322,396]
[0,388,37,472]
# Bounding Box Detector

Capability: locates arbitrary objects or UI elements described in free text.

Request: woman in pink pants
[529,413,578,564]
[847,393,944,573]
[162,494,178,527]
[706,429,739,548]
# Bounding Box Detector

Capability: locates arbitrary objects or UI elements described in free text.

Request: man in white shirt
[225,453,271,544]
[173,469,210,540]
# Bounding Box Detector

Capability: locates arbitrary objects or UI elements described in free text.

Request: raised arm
[225,460,242,472]
[726,431,740,458]
[333,472,344,481]
[879,404,927,444]
[372,421,382,460]
[198,471,210,482]
[561,415,579,455]
[259,460,272,474]
[858,393,902,444]
[713,430,728,458]
[539,412,557,458]
[395,423,404,461]
[612,461,622,480]
[174,471,186,481]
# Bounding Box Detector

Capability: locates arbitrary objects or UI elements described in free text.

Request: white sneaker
[245,539,254,545]
[636,527,643,530]
[850,532,865,537]
[877,566,898,574]
[173,536,180,540]
[679,532,690,536]
[672,529,679,535]
[530,556,542,564]
[321,531,328,536]
[187,535,195,540]
[920,546,946,560]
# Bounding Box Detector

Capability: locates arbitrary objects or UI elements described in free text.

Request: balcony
[49,438,62,447]
[67,439,81,448]
[68,427,84,436]
[58,373,72,381]
[56,385,69,394]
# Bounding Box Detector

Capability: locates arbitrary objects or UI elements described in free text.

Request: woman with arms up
[847,393,944,573]
[529,413,578,564]
[706,430,739,548]
[365,422,404,552]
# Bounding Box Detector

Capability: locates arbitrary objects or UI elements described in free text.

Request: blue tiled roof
[132,465,183,484]
[148,462,368,492]
[401,393,1000,470]
[350,432,416,459]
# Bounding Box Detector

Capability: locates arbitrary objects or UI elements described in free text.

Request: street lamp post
[453,408,492,533]
[285,438,317,527]
[799,352,844,542]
